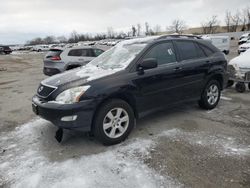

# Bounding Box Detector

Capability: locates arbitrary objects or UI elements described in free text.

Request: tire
[199,80,221,110]
[248,83,250,90]
[235,82,246,93]
[227,80,234,88]
[93,99,135,145]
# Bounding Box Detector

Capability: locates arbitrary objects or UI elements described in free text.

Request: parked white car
[202,35,230,54]
[229,49,250,78]
[238,39,250,54]
[238,33,250,45]
[33,45,50,52]
[228,49,250,92]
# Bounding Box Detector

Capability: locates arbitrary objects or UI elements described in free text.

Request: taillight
[51,56,61,61]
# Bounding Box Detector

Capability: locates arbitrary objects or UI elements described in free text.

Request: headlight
[55,85,90,104]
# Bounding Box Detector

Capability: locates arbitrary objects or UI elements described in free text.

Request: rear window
[45,50,62,58]
[175,41,198,60]
[68,49,91,57]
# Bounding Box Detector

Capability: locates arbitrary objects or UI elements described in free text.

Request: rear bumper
[43,67,61,76]
[32,95,98,132]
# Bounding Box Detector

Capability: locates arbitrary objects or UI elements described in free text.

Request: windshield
[88,42,147,70]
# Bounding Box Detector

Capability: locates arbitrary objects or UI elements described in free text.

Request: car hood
[42,65,122,87]
[229,51,250,68]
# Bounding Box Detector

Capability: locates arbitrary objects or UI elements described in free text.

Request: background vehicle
[238,39,250,54]
[202,35,230,54]
[33,45,50,52]
[43,46,104,76]
[228,49,250,92]
[33,35,228,145]
[238,33,250,45]
[0,45,12,54]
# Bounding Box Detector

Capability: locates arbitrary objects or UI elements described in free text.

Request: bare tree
[107,27,115,39]
[225,10,232,32]
[57,36,67,43]
[132,25,137,37]
[244,7,250,31]
[154,24,162,34]
[230,10,241,32]
[201,15,219,34]
[137,24,141,36]
[145,22,150,35]
[168,19,187,34]
[241,9,247,31]
[43,36,55,44]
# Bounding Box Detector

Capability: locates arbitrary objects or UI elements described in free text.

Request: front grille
[37,83,56,98]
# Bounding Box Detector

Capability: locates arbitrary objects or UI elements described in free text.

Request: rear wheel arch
[66,64,81,70]
[206,73,224,90]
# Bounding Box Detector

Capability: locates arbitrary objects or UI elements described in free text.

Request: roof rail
[157,34,202,40]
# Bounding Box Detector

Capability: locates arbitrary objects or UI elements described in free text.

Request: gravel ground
[0,41,249,188]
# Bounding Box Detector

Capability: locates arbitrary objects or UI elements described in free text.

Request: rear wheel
[235,82,246,93]
[93,99,135,145]
[199,80,221,110]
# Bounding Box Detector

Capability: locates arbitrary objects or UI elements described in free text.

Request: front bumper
[32,95,98,131]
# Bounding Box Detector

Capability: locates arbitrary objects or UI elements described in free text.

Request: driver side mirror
[137,58,158,74]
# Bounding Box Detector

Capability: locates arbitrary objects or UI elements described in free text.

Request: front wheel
[93,99,135,145]
[199,80,221,110]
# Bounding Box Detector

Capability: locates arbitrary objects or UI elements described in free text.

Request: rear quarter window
[175,41,198,60]
[198,44,214,56]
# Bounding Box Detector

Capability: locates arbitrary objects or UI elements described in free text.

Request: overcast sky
[0,0,249,44]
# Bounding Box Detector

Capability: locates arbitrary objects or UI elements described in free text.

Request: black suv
[0,46,12,54]
[32,35,228,145]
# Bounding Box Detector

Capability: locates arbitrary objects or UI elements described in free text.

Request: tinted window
[176,41,198,60]
[199,44,214,56]
[195,43,207,58]
[68,49,91,57]
[143,42,176,65]
[93,49,104,57]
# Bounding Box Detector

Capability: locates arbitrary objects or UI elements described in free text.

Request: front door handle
[174,67,182,71]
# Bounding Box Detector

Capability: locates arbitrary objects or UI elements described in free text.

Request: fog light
[61,115,77,122]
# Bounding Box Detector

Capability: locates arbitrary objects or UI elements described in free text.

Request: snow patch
[0,119,177,188]
[159,129,250,156]
[221,96,232,101]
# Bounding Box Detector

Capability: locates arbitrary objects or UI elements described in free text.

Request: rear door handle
[174,67,182,71]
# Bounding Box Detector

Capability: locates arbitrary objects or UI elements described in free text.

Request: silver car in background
[43,46,104,76]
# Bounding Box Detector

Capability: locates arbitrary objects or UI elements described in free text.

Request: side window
[143,42,176,66]
[93,49,104,57]
[195,43,207,58]
[199,44,214,56]
[175,41,197,60]
[68,49,82,56]
[81,49,89,56]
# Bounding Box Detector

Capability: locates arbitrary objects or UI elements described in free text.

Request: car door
[173,40,211,100]
[78,49,93,65]
[131,41,185,113]
[67,49,83,64]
